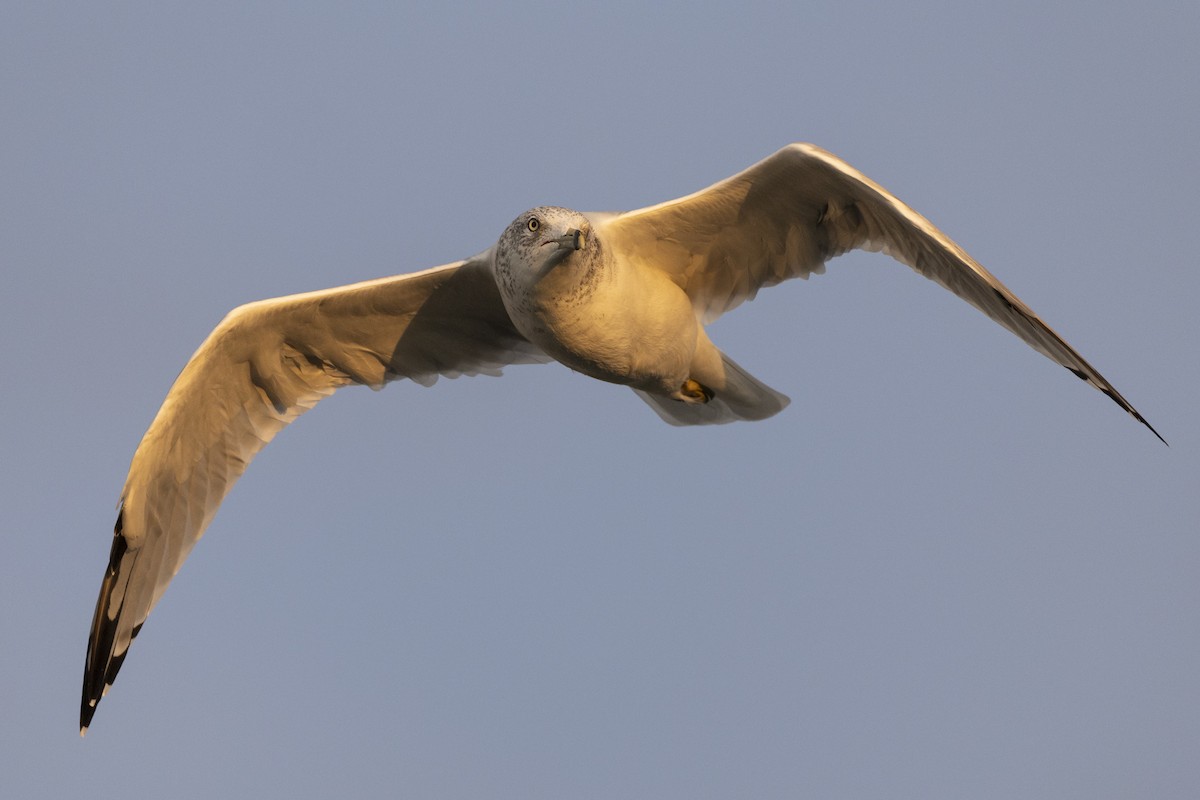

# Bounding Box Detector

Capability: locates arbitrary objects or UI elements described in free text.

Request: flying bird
[80,143,1162,734]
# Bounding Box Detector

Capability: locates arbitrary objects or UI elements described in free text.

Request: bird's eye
[527,217,540,232]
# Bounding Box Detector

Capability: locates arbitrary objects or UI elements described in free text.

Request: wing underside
[81,257,546,733]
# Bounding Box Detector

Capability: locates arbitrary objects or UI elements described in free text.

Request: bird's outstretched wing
[598,143,1161,441]
[81,255,544,734]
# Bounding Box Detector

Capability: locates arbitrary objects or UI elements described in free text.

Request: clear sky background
[3,3,1197,798]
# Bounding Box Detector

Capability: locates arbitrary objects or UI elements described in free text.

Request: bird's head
[496,206,592,282]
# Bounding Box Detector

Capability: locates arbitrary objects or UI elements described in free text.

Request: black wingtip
[81,509,131,735]
[1065,367,1167,446]
[1140,416,1168,447]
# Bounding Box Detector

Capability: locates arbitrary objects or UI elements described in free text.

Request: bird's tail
[633,351,790,426]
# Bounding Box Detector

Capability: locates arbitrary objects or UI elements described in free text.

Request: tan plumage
[81,143,1160,734]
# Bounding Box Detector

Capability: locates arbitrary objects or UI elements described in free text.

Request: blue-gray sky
[3,3,1197,798]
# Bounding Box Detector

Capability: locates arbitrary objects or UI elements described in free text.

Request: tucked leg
[673,378,714,404]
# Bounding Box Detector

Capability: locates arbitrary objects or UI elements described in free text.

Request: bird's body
[494,207,718,404]
[80,143,1162,735]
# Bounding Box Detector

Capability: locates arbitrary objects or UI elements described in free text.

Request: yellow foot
[677,378,714,404]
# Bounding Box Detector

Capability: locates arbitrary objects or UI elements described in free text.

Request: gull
[80,143,1162,734]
